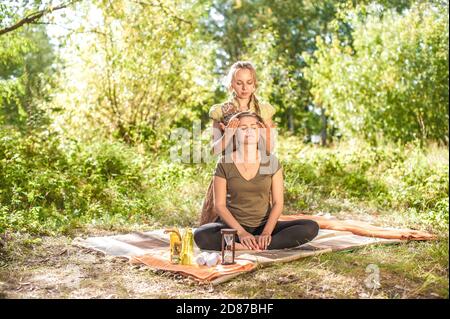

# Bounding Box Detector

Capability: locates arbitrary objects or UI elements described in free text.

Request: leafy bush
[304,2,449,144]
[0,128,147,234]
[279,137,448,232]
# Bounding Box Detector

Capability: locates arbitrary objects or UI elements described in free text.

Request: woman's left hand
[257,120,268,130]
[257,233,272,250]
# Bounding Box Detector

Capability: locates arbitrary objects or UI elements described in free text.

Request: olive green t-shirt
[214,154,282,227]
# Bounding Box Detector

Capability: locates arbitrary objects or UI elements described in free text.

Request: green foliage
[50,0,216,145]
[304,2,449,144]
[0,128,140,234]
[0,126,213,234]
[0,128,447,235]
[279,136,449,231]
[0,25,57,128]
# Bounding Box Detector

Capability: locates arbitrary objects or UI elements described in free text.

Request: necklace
[236,153,259,172]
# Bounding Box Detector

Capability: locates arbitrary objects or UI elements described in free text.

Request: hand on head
[256,120,266,128]
[219,117,240,133]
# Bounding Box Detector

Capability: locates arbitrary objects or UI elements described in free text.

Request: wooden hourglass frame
[221,228,237,265]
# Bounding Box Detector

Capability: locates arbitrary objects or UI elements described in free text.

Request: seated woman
[194,112,319,251]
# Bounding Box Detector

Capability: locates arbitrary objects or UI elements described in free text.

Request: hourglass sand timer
[221,229,237,265]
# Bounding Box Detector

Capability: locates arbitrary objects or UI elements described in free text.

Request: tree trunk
[288,106,294,132]
[320,106,327,146]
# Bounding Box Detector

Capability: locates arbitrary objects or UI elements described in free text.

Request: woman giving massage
[199,61,275,225]
[194,112,319,251]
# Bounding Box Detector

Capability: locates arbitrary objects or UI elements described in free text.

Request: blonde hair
[224,61,261,115]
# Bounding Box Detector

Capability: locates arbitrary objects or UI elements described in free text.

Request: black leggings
[194,219,319,251]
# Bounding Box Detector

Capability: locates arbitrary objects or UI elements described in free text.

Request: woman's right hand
[237,230,260,250]
[219,117,240,136]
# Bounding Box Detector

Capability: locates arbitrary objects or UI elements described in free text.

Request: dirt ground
[0,233,230,299]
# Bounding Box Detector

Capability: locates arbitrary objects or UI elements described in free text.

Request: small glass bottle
[221,229,237,265]
[181,228,194,265]
[164,228,182,264]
